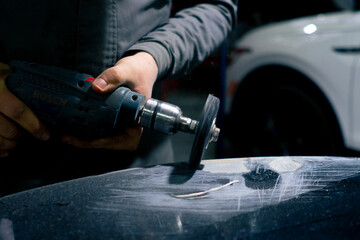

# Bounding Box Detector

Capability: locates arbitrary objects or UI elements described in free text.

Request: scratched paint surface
[1,157,360,239]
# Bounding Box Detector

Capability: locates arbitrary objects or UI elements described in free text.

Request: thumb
[92,66,124,94]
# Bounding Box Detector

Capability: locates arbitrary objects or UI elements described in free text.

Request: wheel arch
[229,64,345,155]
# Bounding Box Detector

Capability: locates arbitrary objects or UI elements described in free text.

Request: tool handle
[6,61,145,139]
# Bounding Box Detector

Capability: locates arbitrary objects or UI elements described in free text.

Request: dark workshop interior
[1,0,360,239]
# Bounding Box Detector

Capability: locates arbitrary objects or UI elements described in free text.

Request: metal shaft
[140,98,198,135]
[140,98,220,147]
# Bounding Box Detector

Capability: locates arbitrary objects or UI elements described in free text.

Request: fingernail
[94,78,108,89]
[41,132,50,141]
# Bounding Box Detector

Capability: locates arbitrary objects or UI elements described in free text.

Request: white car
[225,10,360,157]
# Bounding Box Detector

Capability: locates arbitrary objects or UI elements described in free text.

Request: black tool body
[6,61,221,168]
[6,61,146,139]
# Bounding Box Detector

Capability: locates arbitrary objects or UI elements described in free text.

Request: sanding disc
[189,94,220,169]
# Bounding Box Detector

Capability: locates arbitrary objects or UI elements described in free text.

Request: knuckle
[5,127,21,139]
[0,114,21,139]
[109,66,125,84]
[9,104,27,120]
[0,137,16,150]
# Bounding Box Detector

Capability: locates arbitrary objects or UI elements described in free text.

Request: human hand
[0,63,50,158]
[61,52,158,151]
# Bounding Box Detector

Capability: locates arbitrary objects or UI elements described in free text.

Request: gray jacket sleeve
[126,0,237,80]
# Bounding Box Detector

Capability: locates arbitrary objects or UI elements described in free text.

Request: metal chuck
[140,94,220,169]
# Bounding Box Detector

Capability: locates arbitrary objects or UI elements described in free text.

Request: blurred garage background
[166,0,360,163]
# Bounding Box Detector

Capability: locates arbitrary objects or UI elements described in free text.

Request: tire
[227,70,344,157]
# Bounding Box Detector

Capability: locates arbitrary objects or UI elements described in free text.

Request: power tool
[6,61,220,168]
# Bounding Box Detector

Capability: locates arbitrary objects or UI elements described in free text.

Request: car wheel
[228,72,344,157]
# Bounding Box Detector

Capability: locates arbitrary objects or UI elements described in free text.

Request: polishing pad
[189,94,220,169]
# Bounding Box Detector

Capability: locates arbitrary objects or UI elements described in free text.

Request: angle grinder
[6,61,220,168]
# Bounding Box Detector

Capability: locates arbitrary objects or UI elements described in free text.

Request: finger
[0,63,10,79]
[61,136,93,149]
[0,84,50,141]
[0,136,17,150]
[62,126,142,151]
[92,66,125,94]
[0,114,22,139]
[90,126,142,151]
